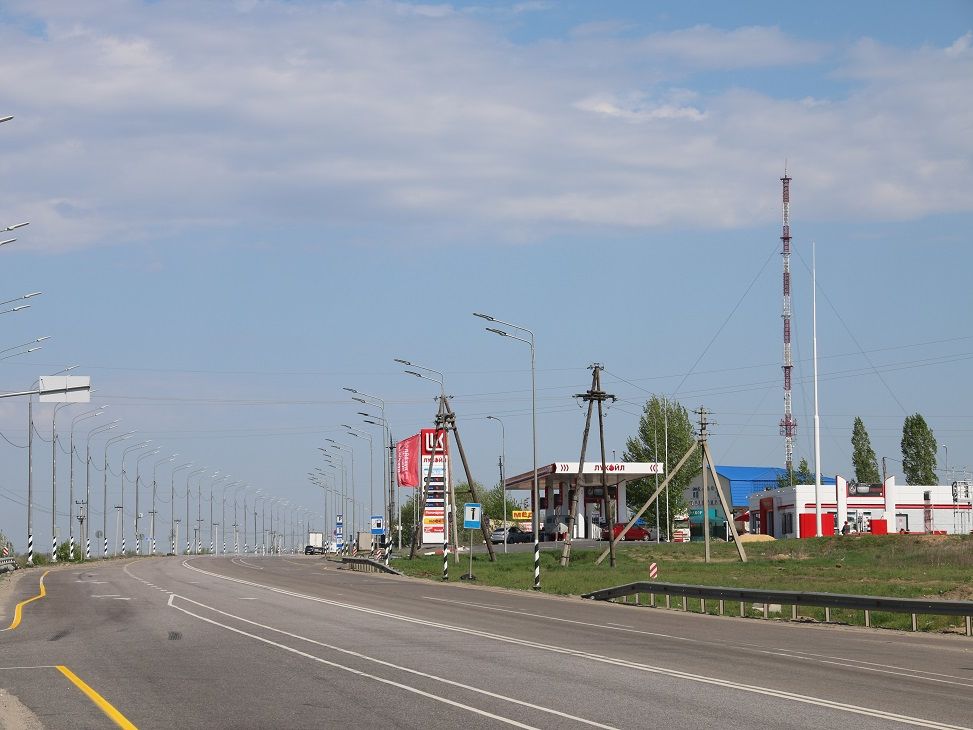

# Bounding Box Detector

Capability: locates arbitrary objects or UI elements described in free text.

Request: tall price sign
[420,428,449,545]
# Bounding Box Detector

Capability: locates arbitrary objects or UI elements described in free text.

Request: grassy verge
[395,534,973,634]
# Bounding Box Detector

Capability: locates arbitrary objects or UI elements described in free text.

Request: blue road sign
[463,503,482,530]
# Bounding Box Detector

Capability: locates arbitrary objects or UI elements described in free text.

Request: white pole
[812,241,823,537]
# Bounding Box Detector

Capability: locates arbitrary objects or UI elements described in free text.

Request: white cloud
[638,24,828,68]
[0,3,970,250]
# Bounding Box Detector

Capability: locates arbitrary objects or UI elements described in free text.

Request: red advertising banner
[396,433,421,488]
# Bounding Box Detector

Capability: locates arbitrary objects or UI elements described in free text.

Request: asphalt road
[1,555,971,729]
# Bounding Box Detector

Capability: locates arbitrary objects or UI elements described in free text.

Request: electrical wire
[670,241,779,397]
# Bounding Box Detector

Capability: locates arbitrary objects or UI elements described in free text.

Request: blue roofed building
[683,466,837,531]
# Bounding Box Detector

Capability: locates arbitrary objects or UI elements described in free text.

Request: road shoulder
[0,687,44,730]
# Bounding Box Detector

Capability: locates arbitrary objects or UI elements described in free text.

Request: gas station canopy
[504,462,664,490]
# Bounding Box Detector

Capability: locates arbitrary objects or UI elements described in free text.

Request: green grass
[396,534,973,634]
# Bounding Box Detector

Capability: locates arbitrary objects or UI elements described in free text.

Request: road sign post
[463,503,481,580]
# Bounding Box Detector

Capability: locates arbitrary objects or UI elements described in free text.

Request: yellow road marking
[4,570,49,631]
[56,665,138,730]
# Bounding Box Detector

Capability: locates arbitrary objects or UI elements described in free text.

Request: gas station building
[504,461,664,539]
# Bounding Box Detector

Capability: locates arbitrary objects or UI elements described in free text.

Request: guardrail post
[791,605,798,621]
[682,596,688,612]
[650,593,655,608]
[825,607,831,622]
[700,598,706,614]
[665,594,671,609]
[864,609,871,628]
[634,592,640,606]
[739,601,745,617]
[911,613,917,631]
[763,603,769,619]
[966,616,971,637]
[718,599,724,616]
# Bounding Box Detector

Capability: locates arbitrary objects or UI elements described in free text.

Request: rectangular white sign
[38,375,91,403]
[554,462,663,475]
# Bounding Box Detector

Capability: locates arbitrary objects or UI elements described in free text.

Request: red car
[601,523,650,541]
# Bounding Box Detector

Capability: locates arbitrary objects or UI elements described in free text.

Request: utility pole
[441,397,496,562]
[560,364,614,567]
[697,407,713,563]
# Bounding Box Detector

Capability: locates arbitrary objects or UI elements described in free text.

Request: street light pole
[170,463,193,554]
[51,401,74,562]
[186,468,207,555]
[486,415,507,553]
[69,407,106,559]
[103,432,135,558]
[475,313,540,589]
[134,449,161,554]
[152,455,176,555]
[345,426,374,549]
[85,421,119,559]
[346,388,394,557]
[120,442,151,555]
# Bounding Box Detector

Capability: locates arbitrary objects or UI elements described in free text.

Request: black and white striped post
[85,537,90,560]
[442,539,448,581]
[27,533,33,566]
[103,536,108,558]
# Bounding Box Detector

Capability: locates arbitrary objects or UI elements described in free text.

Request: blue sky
[0,0,971,548]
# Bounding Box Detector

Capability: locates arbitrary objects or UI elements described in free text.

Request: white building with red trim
[747,476,972,538]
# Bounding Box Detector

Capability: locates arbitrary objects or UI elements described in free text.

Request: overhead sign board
[38,375,91,403]
[463,503,481,530]
[554,462,663,474]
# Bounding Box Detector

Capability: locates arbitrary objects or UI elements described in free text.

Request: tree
[777,457,813,487]
[851,417,881,483]
[622,395,696,537]
[901,413,937,485]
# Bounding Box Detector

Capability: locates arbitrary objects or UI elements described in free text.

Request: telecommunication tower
[779,171,797,473]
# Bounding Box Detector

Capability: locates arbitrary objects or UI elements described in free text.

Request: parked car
[304,545,325,555]
[489,526,533,544]
[600,523,650,541]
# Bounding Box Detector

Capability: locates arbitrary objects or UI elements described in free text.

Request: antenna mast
[779,170,797,474]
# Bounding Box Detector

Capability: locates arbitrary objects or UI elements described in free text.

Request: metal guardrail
[582,580,973,636]
[0,557,17,573]
[341,557,402,576]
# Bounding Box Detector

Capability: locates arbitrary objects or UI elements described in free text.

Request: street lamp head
[342,387,358,394]
[4,222,29,231]
[486,327,509,337]
[394,358,413,366]
[352,397,367,405]
[473,312,496,322]
[23,292,42,300]
[363,419,380,426]
[404,370,423,378]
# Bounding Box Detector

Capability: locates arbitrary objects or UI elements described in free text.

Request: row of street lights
[322,313,537,584]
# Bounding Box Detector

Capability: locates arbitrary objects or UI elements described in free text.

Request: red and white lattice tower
[779,172,797,472]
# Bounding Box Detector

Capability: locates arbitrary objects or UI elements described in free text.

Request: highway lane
[0,555,970,729]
